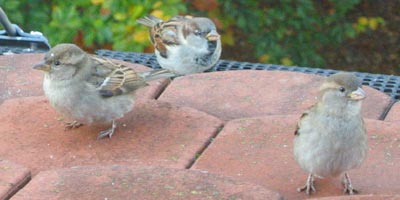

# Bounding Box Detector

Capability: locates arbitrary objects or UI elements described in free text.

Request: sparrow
[293,72,368,195]
[136,15,222,76]
[33,43,174,139]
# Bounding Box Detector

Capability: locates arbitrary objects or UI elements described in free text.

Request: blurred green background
[1,0,398,74]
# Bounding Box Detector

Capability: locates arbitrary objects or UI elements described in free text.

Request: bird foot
[297,174,316,195]
[64,121,83,130]
[344,187,358,195]
[343,173,358,195]
[97,121,116,140]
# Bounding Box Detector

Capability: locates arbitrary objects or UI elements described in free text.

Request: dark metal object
[0,7,50,54]
[95,49,400,101]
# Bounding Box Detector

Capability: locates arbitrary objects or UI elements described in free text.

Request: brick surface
[0,97,223,175]
[0,54,169,105]
[12,166,282,200]
[0,159,30,200]
[314,194,400,199]
[159,71,391,120]
[384,102,400,122]
[192,115,400,199]
[0,54,44,104]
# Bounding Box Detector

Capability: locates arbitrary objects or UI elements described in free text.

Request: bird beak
[33,61,50,72]
[206,30,220,41]
[349,87,366,100]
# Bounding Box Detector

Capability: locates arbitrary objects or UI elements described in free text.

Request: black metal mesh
[96,49,400,100]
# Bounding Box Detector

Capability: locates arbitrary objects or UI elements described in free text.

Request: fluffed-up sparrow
[293,72,368,195]
[137,15,221,76]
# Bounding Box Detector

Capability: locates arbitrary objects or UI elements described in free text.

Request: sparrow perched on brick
[293,72,368,195]
[33,43,173,139]
[137,15,221,76]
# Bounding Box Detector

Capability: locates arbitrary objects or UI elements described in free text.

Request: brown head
[33,43,87,80]
[181,16,220,42]
[319,72,366,114]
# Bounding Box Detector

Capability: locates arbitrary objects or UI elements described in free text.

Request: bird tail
[138,68,177,81]
[136,15,163,27]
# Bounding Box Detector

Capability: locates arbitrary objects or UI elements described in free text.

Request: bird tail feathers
[136,15,163,27]
[139,68,177,81]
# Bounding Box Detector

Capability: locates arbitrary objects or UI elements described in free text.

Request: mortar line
[154,78,172,100]
[185,123,225,169]
[378,98,397,120]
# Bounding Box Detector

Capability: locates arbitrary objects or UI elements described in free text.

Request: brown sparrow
[137,15,221,76]
[293,72,368,195]
[33,43,173,139]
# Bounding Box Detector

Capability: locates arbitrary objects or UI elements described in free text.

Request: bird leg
[64,120,83,130]
[343,173,358,195]
[297,173,316,195]
[97,120,117,140]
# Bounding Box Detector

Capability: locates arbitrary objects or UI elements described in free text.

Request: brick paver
[159,70,392,120]
[12,166,282,200]
[1,54,399,199]
[0,97,223,175]
[0,159,30,200]
[313,194,400,199]
[192,115,400,199]
[385,102,400,122]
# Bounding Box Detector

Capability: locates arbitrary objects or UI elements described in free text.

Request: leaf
[357,16,368,26]
[150,10,164,19]
[259,54,270,63]
[221,30,234,46]
[114,12,127,21]
[91,0,104,5]
[133,30,149,43]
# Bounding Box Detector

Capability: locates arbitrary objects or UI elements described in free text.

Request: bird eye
[54,60,61,65]
[194,29,202,36]
[339,87,346,92]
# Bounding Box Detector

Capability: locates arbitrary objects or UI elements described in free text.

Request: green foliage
[1,0,186,51]
[0,1,388,70]
[0,1,51,32]
[218,0,363,67]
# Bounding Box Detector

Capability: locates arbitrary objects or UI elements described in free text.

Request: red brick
[0,97,223,175]
[0,159,30,200]
[12,166,282,200]
[385,102,400,122]
[192,115,400,199]
[159,71,391,120]
[0,54,44,104]
[314,194,400,199]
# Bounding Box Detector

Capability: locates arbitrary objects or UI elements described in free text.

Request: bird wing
[144,15,183,58]
[89,56,148,97]
[294,105,316,136]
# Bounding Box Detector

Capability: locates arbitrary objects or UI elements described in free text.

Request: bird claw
[297,183,316,195]
[97,128,114,140]
[344,187,358,195]
[97,121,116,140]
[297,174,316,195]
[64,121,83,130]
[343,173,358,195]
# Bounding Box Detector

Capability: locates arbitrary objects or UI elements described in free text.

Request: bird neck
[318,100,362,118]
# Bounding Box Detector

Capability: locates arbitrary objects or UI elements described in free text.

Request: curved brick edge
[384,102,400,122]
[0,159,31,200]
[192,115,400,199]
[12,165,282,200]
[159,70,392,121]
